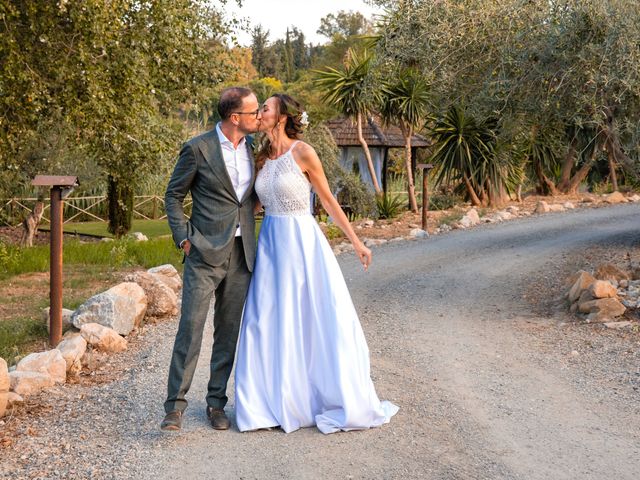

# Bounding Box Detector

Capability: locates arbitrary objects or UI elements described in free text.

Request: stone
[125,271,178,319]
[548,204,566,212]
[389,237,405,243]
[131,232,148,241]
[6,391,23,407]
[619,279,629,289]
[56,336,87,375]
[594,263,630,283]
[0,358,8,392]
[583,298,626,322]
[568,270,596,303]
[563,202,575,209]
[9,371,55,396]
[629,194,640,202]
[43,307,74,334]
[577,290,595,313]
[147,263,182,293]
[535,201,550,214]
[0,392,6,418]
[603,321,632,330]
[494,211,513,221]
[589,280,618,299]
[80,323,127,353]
[410,228,429,239]
[100,237,114,242]
[462,208,480,226]
[16,350,66,384]
[408,223,420,228]
[363,219,374,228]
[72,282,147,335]
[506,206,520,214]
[603,191,626,204]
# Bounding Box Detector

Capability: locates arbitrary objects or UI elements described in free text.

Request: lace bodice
[255,142,311,216]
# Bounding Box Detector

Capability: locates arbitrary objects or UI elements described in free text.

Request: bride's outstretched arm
[294,143,372,270]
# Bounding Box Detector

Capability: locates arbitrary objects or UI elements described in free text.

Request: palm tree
[380,69,430,212]
[314,48,381,193]
[429,105,501,207]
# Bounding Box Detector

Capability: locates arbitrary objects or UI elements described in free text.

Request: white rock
[131,231,148,241]
[363,219,374,228]
[619,279,629,289]
[125,271,178,318]
[16,350,66,384]
[9,371,55,396]
[506,206,520,214]
[147,265,182,291]
[0,392,6,417]
[389,237,405,243]
[535,201,550,214]
[410,228,429,238]
[43,307,74,334]
[494,211,513,221]
[563,202,575,209]
[72,282,147,335]
[548,204,566,212]
[80,323,127,353]
[56,336,87,375]
[629,194,640,202]
[570,350,580,356]
[100,237,114,242]
[6,391,23,407]
[602,191,627,204]
[0,358,8,392]
[464,208,481,225]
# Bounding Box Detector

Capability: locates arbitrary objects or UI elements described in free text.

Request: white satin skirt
[234,214,398,434]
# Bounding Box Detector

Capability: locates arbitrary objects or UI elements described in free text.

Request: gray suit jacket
[165,129,257,271]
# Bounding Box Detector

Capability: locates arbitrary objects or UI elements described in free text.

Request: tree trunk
[463,174,482,206]
[564,144,599,194]
[557,138,577,192]
[534,158,559,196]
[356,113,381,193]
[608,147,618,191]
[401,123,418,212]
[107,175,134,238]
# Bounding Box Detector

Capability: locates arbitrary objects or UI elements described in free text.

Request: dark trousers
[164,237,251,413]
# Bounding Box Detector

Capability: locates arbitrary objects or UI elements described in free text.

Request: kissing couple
[161,86,398,434]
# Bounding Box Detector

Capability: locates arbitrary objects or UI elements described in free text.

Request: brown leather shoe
[206,407,230,430]
[161,410,182,431]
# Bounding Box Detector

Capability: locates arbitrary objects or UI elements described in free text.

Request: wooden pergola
[325,116,431,193]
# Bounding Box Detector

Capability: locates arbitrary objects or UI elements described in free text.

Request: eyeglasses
[232,109,260,118]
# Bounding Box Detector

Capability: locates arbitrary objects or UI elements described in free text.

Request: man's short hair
[218,87,254,120]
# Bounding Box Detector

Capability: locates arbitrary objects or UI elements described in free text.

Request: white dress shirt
[216,123,252,236]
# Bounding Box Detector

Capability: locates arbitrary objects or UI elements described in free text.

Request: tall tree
[380,69,431,212]
[0,0,234,236]
[315,48,382,193]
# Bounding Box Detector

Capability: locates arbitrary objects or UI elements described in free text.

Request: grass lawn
[57,219,172,238]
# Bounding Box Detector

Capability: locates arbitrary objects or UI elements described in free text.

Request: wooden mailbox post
[31,175,79,346]
[417,164,434,232]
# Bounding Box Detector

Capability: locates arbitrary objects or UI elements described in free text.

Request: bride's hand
[354,242,372,271]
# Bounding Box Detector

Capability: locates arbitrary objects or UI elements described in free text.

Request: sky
[218,0,384,46]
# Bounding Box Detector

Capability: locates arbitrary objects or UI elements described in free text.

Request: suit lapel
[197,130,239,202]
[241,136,256,204]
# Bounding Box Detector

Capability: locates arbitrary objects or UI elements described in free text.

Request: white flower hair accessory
[299,111,309,127]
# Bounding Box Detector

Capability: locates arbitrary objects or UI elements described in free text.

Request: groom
[161,87,261,431]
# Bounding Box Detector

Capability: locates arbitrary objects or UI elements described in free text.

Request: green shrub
[376,193,405,219]
[428,193,460,210]
[325,224,344,240]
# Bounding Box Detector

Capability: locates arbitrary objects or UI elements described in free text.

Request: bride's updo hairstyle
[256,94,306,171]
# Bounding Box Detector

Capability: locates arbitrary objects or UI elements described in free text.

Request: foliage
[375,193,405,219]
[428,193,460,211]
[303,125,376,218]
[0,0,236,235]
[324,224,345,240]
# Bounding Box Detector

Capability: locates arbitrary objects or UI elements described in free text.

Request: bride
[234,93,398,434]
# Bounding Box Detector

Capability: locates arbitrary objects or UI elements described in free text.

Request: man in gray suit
[161,87,261,431]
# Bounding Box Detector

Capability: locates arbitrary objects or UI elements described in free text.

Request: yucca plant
[314,48,381,193]
[429,105,503,206]
[375,192,404,219]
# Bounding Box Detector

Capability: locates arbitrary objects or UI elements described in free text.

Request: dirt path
[3,203,639,479]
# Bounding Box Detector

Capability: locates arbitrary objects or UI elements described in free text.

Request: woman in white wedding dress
[234,94,398,434]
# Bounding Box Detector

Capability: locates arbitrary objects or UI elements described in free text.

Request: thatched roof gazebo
[325,116,431,193]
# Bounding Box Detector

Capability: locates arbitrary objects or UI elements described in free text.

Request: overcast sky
[219,0,384,46]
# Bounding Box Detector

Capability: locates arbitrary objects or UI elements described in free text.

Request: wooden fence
[0,195,192,227]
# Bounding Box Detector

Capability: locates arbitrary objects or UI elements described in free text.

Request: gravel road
[2,203,639,480]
